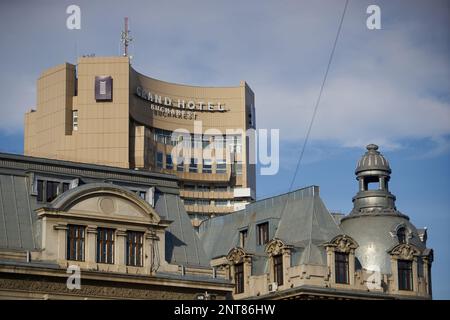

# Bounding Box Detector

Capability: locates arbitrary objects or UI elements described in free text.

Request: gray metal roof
[0,174,39,250]
[198,186,343,273]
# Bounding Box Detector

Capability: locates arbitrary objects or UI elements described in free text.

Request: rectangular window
[183,198,196,206]
[214,185,228,192]
[335,252,349,284]
[183,184,196,191]
[72,110,78,131]
[235,161,243,175]
[166,154,173,169]
[189,158,198,173]
[126,231,143,267]
[37,180,44,202]
[216,160,226,174]
[62,182,70,193]
[202,159,212,173]
[239,229,248,248]
[67,225,85,261]
[97,228,115,264]
[274,254,284,286]
[197,184,210,192]
[398,260,413,291]
[235,263,244,294]
[215,200,228,207]
[257,222,269,246]
[197,199,210,206]
[46,181,59,202]
[156,152,163,168]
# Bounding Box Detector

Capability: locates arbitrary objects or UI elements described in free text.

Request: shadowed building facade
[24,56,256,227]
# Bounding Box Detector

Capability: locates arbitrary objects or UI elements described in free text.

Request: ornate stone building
[198,144,433,299]
[0,140,433,299]
[0,153,232,299]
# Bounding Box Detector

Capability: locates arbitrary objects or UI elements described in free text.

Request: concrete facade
[24,56,256,226]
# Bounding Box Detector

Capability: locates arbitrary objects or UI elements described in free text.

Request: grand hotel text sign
[136,86,227,120]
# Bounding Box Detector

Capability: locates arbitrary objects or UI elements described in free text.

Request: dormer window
[257,222,269,246]
[397,227,407,244]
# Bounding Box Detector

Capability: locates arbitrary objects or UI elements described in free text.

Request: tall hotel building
[24,56,256,226]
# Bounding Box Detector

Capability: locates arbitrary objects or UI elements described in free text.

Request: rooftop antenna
[121,17,133,57]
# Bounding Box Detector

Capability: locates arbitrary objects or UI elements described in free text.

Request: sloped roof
[198,186,343,272]
[0,174,39,250]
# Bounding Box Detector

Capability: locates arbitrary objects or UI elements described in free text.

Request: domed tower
[340,144,433,297]
[350,143,399,215]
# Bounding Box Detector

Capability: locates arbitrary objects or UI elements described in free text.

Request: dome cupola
[349,144,404,217]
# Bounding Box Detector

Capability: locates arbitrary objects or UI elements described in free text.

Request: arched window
[397,227,407,244]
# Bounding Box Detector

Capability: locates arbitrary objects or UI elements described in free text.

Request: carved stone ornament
[389,244,420,260]
[327,235,358,253]
[265,238,291,256]
[226,247,248,264]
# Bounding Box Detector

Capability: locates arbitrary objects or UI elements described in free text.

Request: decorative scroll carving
[326,235,358,253]
[226,247,250,264]
[389,243,420,260]
[265,238,292,256]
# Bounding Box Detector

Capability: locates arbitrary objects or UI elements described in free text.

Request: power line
[276,0,349,216]
[288,0,349,192]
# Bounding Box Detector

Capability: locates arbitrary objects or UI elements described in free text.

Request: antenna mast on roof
[121,17,133,57]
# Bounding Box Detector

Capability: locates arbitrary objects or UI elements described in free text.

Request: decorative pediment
[326,235,358,253]
[226,247,250,264]
[38,183,163,226]
[389,243,421,260]
[265,238,292,256]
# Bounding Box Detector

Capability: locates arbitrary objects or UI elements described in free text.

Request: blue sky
[0,0,449,298]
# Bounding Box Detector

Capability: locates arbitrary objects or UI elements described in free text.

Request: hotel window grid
[72,110,78,131]
[67,225,85,261]
[398,260,413,291]
[166,154,173,169]
[335,252,349,284]
[97,228,115,264]
[257,222,269,246]
[239,229,248,248]
[126,231,144,267]
[234,263,244,294]
[156,152,163,168]
[273,254,284,286]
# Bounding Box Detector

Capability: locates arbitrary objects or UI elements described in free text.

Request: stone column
[86,225,97,268]
[116,228,127,272]
[53,223,68,264]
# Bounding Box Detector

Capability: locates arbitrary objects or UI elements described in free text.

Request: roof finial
[366,144,379,151]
